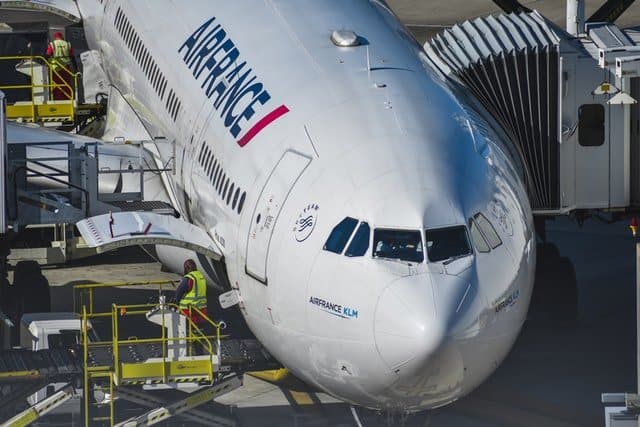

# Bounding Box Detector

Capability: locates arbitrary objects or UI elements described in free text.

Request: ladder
[0,383,75,427]
[115,376,241,427]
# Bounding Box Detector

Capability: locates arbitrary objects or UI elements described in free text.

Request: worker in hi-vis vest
[45,32,75,100]
[175,259,208,324]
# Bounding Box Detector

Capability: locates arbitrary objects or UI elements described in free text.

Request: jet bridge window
[324,217,358,254]
[578,104,605,147]
[425,226,472,262]
[470,213,502,250]
[373,229,424,263]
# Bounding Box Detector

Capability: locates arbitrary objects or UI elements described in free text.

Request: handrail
[0,55,80,122]
[81,301,221,377]
[73,280,177,315]
[77,280,223,395]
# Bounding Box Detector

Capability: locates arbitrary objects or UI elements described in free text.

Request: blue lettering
[230,89,271,137]
[202,46,239,95]
[181,18,288,144]
[179,17,216,62]
[193,29,227,79]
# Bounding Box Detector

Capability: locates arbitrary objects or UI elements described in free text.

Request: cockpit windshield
[373,229,424,263]
[425,225,472,262]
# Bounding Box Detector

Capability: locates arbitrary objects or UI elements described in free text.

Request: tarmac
[14,215,633,427]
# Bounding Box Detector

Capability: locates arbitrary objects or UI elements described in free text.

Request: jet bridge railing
[0,55,80,123]
[6,139,174,231]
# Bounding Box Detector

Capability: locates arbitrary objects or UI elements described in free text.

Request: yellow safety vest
[179,270,207,311]
[50,39,71,66]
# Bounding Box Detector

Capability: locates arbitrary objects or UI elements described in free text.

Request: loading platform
[0,281,281,426]
[0,55,105,128]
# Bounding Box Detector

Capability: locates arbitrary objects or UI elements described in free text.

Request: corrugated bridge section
[426,11,562,210]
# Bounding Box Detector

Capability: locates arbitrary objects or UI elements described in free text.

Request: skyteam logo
[309,296,359,319]
[179,17,289,147]
[294,204,319,242]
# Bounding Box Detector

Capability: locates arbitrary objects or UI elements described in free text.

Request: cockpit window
[469,218,491,253]
[373,229,424,263]
[425,226,472,262]
[324,217,358,254]
[345,222,370,257]
[472,213,502,249]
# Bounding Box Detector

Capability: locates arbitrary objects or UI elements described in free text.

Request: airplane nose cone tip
[374,276,445,372]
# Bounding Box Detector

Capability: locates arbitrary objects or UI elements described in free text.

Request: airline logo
[309,296,359,319]
[179,17,289,147]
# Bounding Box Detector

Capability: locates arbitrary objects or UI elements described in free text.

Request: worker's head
[53,32,64,40]
[183,259,197,275]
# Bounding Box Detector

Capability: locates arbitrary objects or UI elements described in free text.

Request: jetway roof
[0,0,80,24]
[6,122,100,145]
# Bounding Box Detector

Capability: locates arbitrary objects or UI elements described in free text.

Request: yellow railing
[0,55,80,122]
[73,280,177,316]
[77,281,224,426]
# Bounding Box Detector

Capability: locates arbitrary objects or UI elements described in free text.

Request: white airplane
[21,0,536,412]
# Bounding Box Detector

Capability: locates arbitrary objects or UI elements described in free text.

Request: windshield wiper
[443,253,471,265]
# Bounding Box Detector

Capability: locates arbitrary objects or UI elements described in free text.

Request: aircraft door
[245,150,311,284]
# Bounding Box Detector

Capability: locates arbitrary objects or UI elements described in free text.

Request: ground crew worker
[45,32,75,100]
[175,259,208,324]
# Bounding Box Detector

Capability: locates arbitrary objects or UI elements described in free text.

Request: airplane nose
[374,275,446,373]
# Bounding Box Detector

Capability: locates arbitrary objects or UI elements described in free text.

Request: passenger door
[245,150,311,284]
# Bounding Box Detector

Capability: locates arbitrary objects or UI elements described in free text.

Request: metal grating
[427,11,562,210]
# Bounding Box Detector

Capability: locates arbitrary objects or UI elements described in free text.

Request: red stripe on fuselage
[237,105,289,147]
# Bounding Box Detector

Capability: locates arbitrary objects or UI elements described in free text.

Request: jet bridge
[425,6,640,215]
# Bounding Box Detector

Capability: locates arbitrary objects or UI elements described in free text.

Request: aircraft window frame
[151,64,159,88]
[237,191,246,214]
[172,102,177,120]
[217,172,225,192]
[160,79,167,99]
[227,183,235,205]
[345,221,370,257]
[222,177,230,199]
[131,34,138,57]
[472,213,502,250]
[468,217,490,253]
[198,142,206,163]
[127,26,134,49]
[372,228,424,263]
[203,148,212,172]
[200,145,209,165]
[135,39,143,61]
[124,22,132,46]
[144,53,151,75]
[115,10,123,30]
[209,159,218,179]
[207,155,216,176]
[119,14,126,33]
[324,217,359,254]
[174,101,181,119]
[141,50,148,72]
[213,163,221,185]
[232,188,240,210]
[424,225,473,263]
